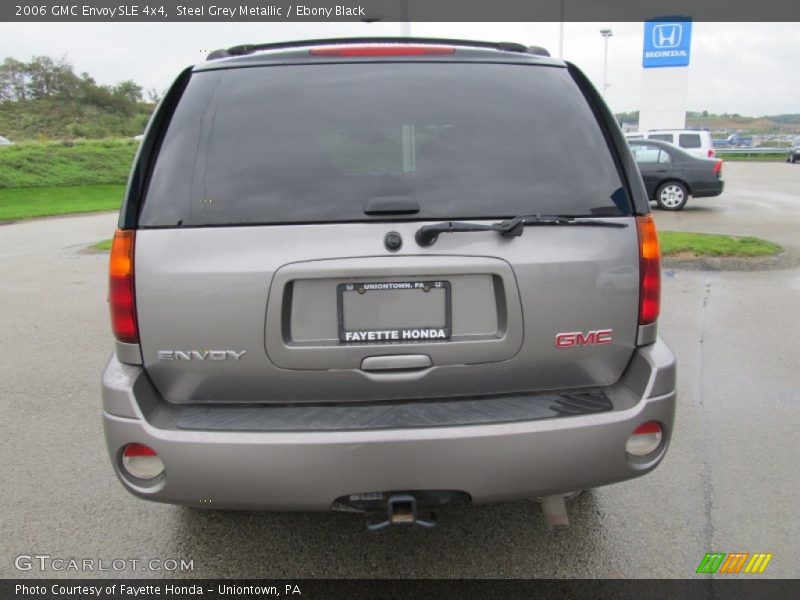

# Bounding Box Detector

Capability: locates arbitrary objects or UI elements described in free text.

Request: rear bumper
[692,180,724,198]
[102,338,676,510]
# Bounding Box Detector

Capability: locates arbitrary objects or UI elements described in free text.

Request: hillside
[685,117,800,134]
[0,97,152,140]
[0,138,138,188]
[0,56,155,140]
[616,111,800,134]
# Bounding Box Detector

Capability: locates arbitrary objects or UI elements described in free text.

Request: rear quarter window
[631,144,670,163]
[679,134,702,148]
[139,62,630,227]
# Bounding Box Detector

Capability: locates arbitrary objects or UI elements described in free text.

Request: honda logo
[652,24,682,49]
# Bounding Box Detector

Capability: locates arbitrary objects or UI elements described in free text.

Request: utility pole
[600,28,613,98]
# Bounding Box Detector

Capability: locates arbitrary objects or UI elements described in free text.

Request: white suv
[625,130,715,159]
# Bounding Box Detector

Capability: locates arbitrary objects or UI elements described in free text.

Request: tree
[26,56,78,99]
[146,87,161,104]
[0,55,156,139]
[0,58,29,101]
[113,80,143,103]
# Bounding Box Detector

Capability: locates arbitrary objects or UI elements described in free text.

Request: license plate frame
[337,280,452,344]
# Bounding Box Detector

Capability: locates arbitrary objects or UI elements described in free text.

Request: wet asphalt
[0,162,798,578]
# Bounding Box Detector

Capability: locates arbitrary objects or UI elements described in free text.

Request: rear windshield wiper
[415,214,628,247]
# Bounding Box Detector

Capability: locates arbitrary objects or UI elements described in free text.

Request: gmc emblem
[555,329,613,348]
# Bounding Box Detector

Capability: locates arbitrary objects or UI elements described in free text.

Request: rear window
[139,63,629,227]
[679,133,702,149]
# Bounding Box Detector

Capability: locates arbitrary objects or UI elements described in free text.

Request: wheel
[656,181,689,211]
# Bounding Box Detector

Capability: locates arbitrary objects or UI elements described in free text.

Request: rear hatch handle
[415,214,628,247]
[361,354,432,372]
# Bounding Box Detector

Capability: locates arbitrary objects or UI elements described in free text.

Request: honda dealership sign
[643,19,692,68]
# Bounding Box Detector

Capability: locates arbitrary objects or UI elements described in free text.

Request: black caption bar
[4,580,800,600]
[4,0,800,22]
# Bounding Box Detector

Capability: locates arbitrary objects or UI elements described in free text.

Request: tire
[656,181,689,211]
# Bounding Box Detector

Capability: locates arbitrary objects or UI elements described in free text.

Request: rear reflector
[626,421,663,457]
[636,215,660,327]
[121,443,164,480]
[310,45,455,57]
[109,229,138,343]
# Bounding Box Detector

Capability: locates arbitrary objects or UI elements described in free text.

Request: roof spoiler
[206,37,550,61]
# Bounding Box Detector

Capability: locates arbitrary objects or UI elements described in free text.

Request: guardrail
[715,147,789,154]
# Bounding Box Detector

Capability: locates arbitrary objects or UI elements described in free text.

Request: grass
[0,138,137,189]
[90,239,113,251]
[0,184,124,221]
[659,231,782,257]
[717,153,787,162]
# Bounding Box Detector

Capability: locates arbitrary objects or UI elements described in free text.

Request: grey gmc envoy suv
[102,38,676,527]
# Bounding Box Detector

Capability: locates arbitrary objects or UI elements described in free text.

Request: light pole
[400,0,410,36]
[600,28,613,98]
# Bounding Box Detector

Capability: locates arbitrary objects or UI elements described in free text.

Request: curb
[0,209,118,227]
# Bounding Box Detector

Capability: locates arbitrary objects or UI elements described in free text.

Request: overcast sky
[1,21,797,116]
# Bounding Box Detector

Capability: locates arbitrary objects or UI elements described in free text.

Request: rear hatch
[133,54,641,404]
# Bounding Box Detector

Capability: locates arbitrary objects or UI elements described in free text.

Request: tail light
[109,229,138,343]
[707,149,716,158]
[713,160,723,175]
[626,421,663,457]
[636,215,660,327]
[310,45,455,57]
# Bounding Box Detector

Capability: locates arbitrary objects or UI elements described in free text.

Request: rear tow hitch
[366,494,438,531]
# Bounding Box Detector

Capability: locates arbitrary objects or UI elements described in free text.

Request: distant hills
[616,111,800,134]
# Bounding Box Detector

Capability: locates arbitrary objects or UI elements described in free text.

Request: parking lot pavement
[653,161,800,249]
[1,161,798,579]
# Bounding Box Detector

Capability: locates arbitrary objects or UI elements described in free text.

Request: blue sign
[643,19,692,68]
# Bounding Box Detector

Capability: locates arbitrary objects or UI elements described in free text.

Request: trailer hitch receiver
[366,494,438,531]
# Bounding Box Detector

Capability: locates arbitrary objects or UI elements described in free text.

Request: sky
[1,21,798,116]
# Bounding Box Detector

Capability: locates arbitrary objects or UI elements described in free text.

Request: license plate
[337,280,452,343]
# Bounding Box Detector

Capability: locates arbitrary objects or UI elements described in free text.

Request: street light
[600,28,613,98]
[400,0,410,36]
